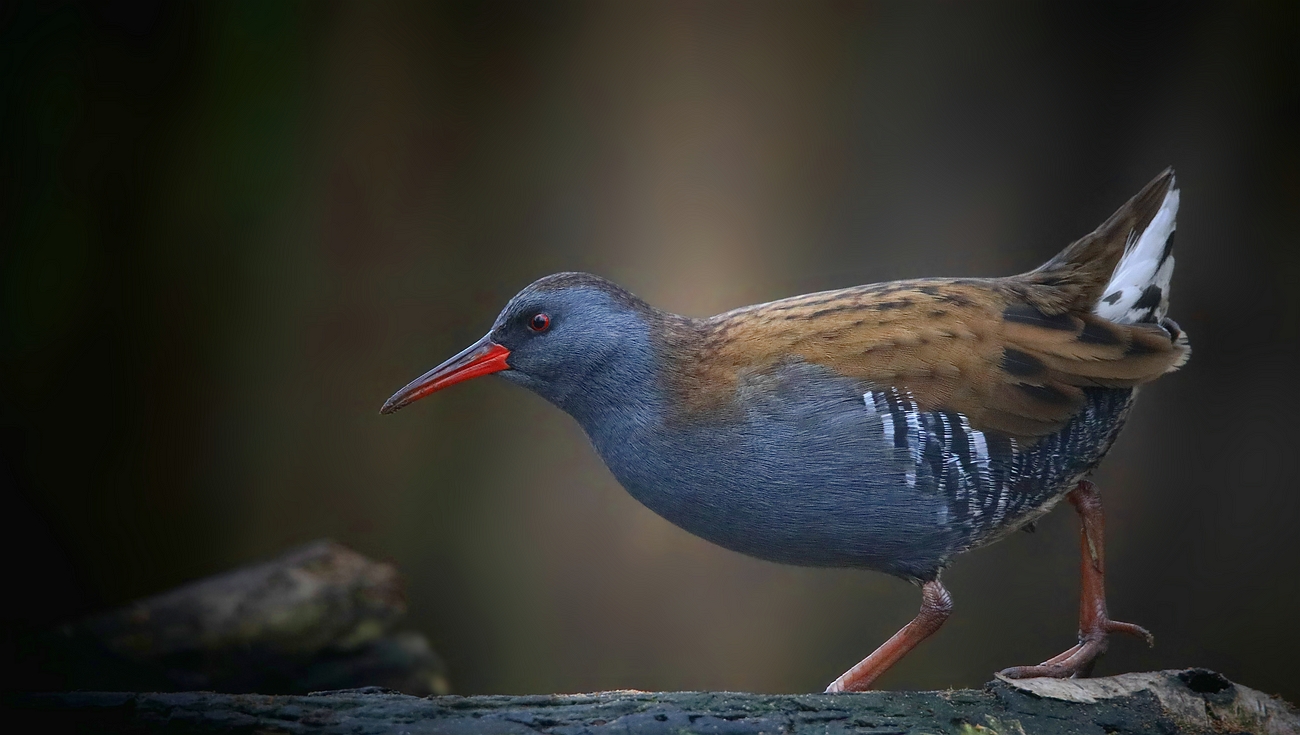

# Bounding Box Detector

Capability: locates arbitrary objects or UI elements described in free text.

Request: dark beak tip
[379,335,510,416]
[379,395,408,415]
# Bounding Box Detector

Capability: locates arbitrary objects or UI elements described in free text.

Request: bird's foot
[998,618,1153,679]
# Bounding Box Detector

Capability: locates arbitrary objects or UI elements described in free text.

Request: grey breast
[586,358,1135,582]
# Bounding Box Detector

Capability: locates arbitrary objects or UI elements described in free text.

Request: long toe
[1106,619,1155,647]
[998,638,1104,679]
[997,617,1150,680]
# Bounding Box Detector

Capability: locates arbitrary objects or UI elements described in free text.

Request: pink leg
[825,579,952,692]
[1000,480,1153,679]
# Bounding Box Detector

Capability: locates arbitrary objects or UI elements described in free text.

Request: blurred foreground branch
[34,541,449,696]
[13,669,1299,734]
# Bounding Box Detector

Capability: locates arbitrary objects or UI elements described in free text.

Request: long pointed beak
[380,335,511,414]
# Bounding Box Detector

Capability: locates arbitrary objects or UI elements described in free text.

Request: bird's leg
[999,480,1154,679]
[825,579,952,692]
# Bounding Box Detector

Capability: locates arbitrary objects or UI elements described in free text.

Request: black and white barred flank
[865,387,1133,549]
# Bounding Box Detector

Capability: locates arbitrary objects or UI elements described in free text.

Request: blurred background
[2,0,1297,701]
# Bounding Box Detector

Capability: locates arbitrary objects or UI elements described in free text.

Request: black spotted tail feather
[1017,169,1177,315]
[1088,170,1190,370]
[1017,168,1188,360]
[1094,177,1178,325]
[989,170,1190,437]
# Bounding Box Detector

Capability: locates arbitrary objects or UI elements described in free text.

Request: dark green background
[3,1,1297,701]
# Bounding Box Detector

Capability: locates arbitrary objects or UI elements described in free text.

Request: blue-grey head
[380,273,665,422]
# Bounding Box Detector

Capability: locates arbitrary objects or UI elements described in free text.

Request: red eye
[529,313,550,332]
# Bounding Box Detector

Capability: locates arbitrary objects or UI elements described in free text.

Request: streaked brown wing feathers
[690,278,1188,440]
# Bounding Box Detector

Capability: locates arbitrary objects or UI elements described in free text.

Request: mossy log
[12,669,1298,734]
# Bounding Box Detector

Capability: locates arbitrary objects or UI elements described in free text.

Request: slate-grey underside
[584,352,1133,582]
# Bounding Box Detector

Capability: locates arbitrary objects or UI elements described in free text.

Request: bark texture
[12,669,1298,734]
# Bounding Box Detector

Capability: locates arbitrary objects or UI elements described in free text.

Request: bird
[382,170,1188,692]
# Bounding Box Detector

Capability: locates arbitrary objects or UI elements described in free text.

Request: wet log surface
[12,669,1299,734]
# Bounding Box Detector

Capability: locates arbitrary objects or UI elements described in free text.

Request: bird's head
[381,273,661,417]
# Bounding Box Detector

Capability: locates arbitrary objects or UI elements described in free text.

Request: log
[33,541,450,696]
[11,669,1298,734]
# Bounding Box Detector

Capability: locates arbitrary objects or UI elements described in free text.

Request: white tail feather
[1094,186,1179,325]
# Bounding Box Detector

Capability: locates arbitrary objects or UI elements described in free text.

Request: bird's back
[587,172,1186,580]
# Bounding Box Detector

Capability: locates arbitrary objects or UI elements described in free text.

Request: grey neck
[553,333,667,442]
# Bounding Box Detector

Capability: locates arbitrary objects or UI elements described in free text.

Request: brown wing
[688,278,1188,441]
